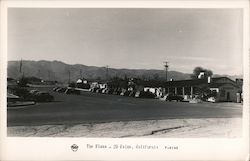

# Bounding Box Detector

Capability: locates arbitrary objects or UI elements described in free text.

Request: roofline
[166,76,235,83]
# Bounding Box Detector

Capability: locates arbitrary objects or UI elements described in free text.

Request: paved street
[7,87,242,127]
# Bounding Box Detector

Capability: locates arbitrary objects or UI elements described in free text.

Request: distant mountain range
[7,60,242,83]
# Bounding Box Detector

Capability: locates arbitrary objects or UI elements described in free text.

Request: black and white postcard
[0,0,249,160]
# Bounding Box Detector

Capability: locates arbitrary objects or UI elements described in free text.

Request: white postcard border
[0,0,249,160]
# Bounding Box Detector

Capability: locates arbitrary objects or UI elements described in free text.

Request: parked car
[32,92,54,102]
[135,91,156,98]
[65,88,80,95]
[55,87,62,92]
[113,89,122,95]
[53,87,60,91]
[116,90,122,95]
[11,87,31,100]
[135,91,140,98]
[207,97,216,103]
[29,89,39,95]
[166,95,184,102]
[128,91,136,97]
[123,91,130,96]
[107,89,114,94]
[7,93,36,107]
[96,89,102,93]
[159,95,167,101]
[104,89,110,94]
[57,87,67,93]
[101,88,108,94]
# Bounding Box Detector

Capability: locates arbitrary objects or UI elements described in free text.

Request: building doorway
[226,92,230,101]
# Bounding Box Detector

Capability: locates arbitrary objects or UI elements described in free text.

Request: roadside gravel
[8,118,241,138]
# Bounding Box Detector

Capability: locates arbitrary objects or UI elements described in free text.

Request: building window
[169,88,175,94]
[184,87,191,95]
[211,90,217,97]
[177,87,182,95]
[220,90,225,97]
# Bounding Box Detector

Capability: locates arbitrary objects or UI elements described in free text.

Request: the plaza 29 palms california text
[86,144,178,150]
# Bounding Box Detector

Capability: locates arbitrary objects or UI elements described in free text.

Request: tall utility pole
[164,61,169,81]
[48,70,51,80]
[106,65,109,81]
[68,70,71,83]
[19,59,22,73]
[19,58,24,78]
[80,69,82,78]
[38,69,41,79]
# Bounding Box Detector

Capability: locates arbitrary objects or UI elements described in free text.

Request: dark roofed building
[164,77,242,102]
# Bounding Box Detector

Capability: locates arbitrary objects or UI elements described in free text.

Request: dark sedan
[32,92,54,102]
[166,95,184,102]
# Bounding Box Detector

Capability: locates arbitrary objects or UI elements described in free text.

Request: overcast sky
[8,8,242,75]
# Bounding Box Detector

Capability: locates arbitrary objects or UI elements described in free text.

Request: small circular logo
[71,144,79,152]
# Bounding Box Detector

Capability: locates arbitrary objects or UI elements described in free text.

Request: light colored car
[207,97,216,103]
[101,88,108,94]
[159,95,167,101]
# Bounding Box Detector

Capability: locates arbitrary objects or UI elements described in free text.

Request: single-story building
[76,78,90,89]
[165,77,242,102]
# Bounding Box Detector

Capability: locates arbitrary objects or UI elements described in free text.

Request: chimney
[198,72,205,79]
[208,76,211,83]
